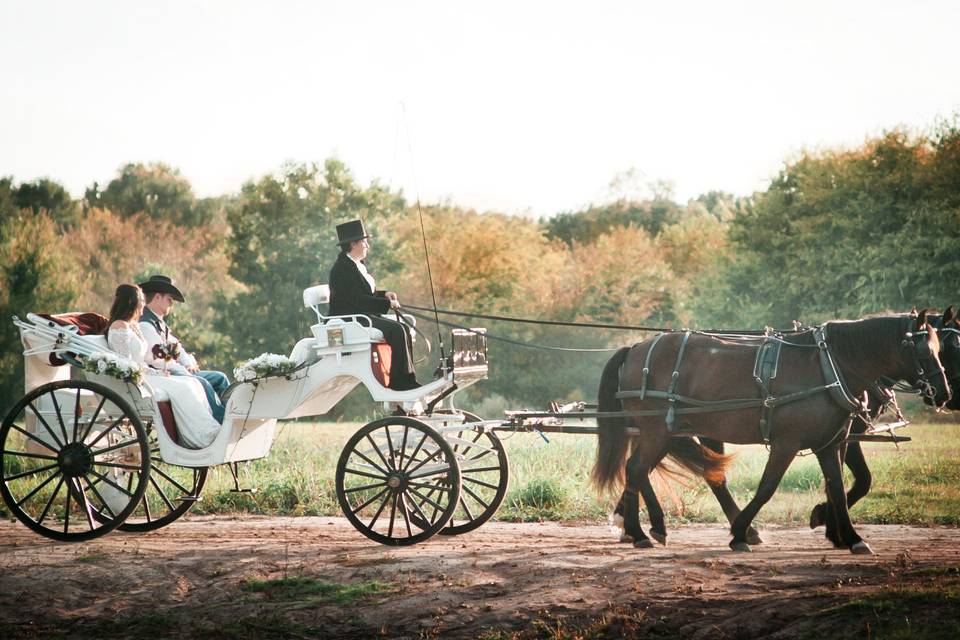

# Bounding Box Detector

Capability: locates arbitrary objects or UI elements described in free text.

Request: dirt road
[1,517,959,639]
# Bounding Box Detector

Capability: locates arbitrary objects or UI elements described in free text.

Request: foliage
[85,162,209,226]
[544,196,685,246]
[220,160,405,382]
[4,177,82,227]
[63,208,239,373]
[693,124,960,328]
[0,211,80,416]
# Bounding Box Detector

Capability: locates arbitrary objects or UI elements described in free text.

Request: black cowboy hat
[138,275,185,302]
[335,219,369,246]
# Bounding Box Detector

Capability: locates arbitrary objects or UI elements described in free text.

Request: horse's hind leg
[623,445,665,549]
[611,494,633,543]
[816,445,871,554]
[730,443,797,552]
[700,438,763,545]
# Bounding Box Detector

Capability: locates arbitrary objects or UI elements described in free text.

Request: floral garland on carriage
[82,352,146,385]
[234,353,299,382]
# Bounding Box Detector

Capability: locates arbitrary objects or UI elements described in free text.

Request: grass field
[192,419,960,528]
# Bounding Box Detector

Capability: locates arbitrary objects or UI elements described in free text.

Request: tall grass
[191,421,960,526]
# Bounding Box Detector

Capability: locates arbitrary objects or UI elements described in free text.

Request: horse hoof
[809,504,825,529]
[730,541,752,553]
[850,541,873,555]
[634,538,655,549]
[746,530,764,546]
[619,533,634,543]
[649,530,667,546]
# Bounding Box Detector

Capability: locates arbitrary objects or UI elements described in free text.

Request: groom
[138,275,229,423]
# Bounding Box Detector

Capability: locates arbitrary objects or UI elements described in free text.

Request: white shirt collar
[347,253,376,292]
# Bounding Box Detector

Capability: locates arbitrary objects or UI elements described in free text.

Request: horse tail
[590,346,632,495]
[663,438,734,486]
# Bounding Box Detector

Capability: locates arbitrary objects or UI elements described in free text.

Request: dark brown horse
[592,312,951,553]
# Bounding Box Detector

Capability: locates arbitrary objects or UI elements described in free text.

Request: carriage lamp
[327,328,344,347]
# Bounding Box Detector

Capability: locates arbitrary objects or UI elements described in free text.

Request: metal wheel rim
[335,417,461,546]
[0,380,151,542]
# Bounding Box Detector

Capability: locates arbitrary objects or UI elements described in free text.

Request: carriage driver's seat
[302,284,393,387]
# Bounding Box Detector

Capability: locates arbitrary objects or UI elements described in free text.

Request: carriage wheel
[336,417,461,546]
[427,411,509,536]
[0,380,150,542]
[113,428,207,532]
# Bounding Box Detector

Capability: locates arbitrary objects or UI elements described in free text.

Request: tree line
[2,121,958,418]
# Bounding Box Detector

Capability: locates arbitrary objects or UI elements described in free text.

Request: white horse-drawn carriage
[1,285,507,546]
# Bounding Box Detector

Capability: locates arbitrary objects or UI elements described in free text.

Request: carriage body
[3,291,500,545]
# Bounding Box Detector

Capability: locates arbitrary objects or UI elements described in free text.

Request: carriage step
[178,495,203,503]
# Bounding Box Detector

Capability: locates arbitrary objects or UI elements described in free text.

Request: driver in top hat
[138,275,230,422]
[328,219,420,391]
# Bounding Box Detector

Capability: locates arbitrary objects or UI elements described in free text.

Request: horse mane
[823,314,909,373]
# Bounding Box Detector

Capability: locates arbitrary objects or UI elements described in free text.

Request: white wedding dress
[108,325,221,449]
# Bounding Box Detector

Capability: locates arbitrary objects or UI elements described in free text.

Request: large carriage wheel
[336,417,461,546]
[0,380,150,541]
[429,411,509,536]
[114,428,208,532]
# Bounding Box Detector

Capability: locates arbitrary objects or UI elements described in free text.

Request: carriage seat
[302,285,385,346]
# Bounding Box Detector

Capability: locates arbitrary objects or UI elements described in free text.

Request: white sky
[2,1,959,217]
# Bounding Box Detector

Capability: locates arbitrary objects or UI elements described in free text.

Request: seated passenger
[104,284,220,449]
[328,219,420,391]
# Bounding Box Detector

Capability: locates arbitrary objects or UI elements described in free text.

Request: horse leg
[638,468,668,546]
[816,445,871,554]
[623,447,661,549]
[611,493,633,543]
[700,438,763,545]
[730,444,797,552]
[812,443,871,548]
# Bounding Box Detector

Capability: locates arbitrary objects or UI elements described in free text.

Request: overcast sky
[2,1,958,217]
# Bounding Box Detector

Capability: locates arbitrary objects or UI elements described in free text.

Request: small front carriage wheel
[0,380,151,542]
[336,417,461,546]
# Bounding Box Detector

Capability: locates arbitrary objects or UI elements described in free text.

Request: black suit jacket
[328,252,392,317]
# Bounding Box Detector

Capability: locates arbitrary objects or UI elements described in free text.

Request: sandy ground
[1,517,959,639]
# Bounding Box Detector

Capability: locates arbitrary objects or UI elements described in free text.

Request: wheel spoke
[366,491,392,530]
[383,425,397,471]
[399,495,414,536]
[387,493,398,538]
[88,468,135,498]
[4,461,60,482]
[344,481,387,494]
[86,417,126,449]
[92,460,145,472]
[404,490,434,528]
[463,475,499,491]
[79,395,108,444]
[149,475,177,512]
[405,447,444,476]
[397,426,410,472]
[48,391,71,447]
[149,464,192,496]
[72,388,82,442]
[351,449,390,476]
[401,433,427,473]
[37,474,65,525]
[141,492,153,522]
[2,449,57,461]
[63,478,72,534]
[457,495,475,522]
[10,423,59,453]
[91,436,141,457]
[365,434,392,471]
[352,487,389,514]
[461,465,502,474]
[461,483,491,510]
[407,481,452,492]
[14,468,60,508]
[344,467,387,482]
[408,486,446,513]
[82,474,118,518]
[73,478,97,531]
[27,403,64,449]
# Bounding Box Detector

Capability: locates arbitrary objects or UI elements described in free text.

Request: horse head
[905,309,952,409]
[934,305,960,410]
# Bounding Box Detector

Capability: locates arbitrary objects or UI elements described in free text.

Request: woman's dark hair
[105,284,143,337]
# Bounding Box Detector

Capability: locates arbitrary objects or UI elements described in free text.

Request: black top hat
[336,219,369,246]
[138,275,185,302]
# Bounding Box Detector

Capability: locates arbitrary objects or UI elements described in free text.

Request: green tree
[0,212,80,416]
[13,178,81,226]
[86,162,207,226]
[220,159,405,367]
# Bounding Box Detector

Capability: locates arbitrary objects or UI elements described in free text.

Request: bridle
[898,322,948,405]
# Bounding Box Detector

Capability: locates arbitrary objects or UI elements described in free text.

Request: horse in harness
[591,311,952,553]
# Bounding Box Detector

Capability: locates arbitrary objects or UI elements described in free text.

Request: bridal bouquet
[234,353,299,382]
[83,352,145,385]
[151,341,181,373]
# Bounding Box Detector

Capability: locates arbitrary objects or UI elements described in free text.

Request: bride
[104,284,221,449]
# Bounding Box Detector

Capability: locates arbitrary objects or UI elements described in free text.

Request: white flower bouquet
[83,351,146,385]
[234,353,299,382]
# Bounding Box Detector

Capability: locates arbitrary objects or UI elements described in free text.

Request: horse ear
[915,309,928,330]
[944,305,956,326]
